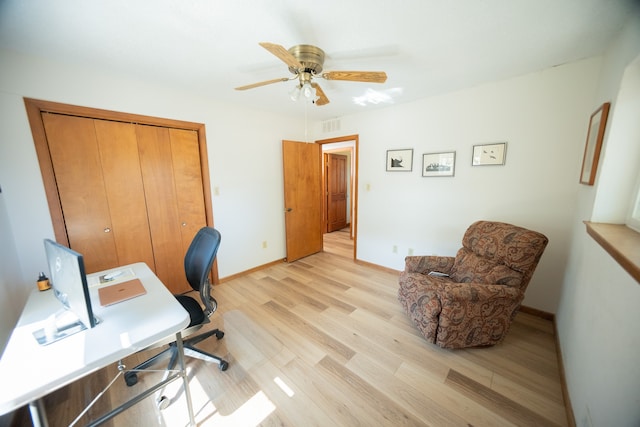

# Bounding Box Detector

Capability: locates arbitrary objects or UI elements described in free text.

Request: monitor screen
[44,239,96,329]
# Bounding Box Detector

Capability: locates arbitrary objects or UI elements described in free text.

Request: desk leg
[28,399,49,427]
[175,332,196,426]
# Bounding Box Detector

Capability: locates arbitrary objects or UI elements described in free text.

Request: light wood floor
[28,229,568,426]
[323,227,354,259]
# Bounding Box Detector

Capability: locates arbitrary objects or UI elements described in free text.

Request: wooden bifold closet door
[34,104,211,294]
[43,115,155,274]
[136,124,207,293]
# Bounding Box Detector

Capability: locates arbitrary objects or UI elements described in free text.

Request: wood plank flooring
[323,227,354,259]
[31,229,568,426]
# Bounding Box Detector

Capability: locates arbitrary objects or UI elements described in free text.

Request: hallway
[323,227,353,259]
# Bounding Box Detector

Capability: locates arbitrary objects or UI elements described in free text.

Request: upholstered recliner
[398,221,548,349]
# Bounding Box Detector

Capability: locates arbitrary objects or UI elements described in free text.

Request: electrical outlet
[262,241,268,249]
[408,248,414,255]
[392,245,398,253]
[213,186,220,196]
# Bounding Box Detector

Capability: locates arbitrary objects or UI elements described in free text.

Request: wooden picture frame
[422,151,455,177]
[580,102,610,185]
[472,142,507,166]
[386,149,413,171]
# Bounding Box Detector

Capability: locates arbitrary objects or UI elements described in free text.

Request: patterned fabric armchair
[398,221,548,349]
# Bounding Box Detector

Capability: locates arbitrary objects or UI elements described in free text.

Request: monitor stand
[32,308,99,346]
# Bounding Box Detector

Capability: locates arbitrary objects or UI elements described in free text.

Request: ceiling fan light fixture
[290,81,318,104]
[301,82,316,100]
[289,85,301,101]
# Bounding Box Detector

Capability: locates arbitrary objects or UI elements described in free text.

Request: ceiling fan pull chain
[304,99,309,142]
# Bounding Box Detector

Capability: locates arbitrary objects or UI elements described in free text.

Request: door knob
[104,227,111,233]
[285,208,293,212]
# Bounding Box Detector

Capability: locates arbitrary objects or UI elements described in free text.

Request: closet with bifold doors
[26,99,214,294]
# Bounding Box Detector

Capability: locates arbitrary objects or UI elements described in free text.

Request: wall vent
[322,118,341,133]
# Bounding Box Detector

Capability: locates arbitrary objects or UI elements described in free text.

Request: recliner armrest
[437,281,521,303]
[435,281,523,348]
[404,255,455,275]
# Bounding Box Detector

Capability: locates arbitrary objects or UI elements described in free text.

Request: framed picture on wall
[580,102,610,185]
[386,149,413,171]
[472,142,507,166]
[422,151,456,177]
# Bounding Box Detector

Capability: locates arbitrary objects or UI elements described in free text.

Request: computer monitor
[34,240,97,345]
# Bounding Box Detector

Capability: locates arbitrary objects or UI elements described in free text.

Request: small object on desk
[98,267,135,284]
[102,271,122,282]
[98,279,146,306]
[37,272,51,291]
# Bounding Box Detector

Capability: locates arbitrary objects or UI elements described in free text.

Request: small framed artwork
[386,149,413,171]
[580,102,610,185]
[422,151,456,177]
[472,142,507,166]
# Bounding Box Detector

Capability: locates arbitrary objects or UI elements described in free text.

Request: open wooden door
[326,153,348,232]
[282,140,322,262]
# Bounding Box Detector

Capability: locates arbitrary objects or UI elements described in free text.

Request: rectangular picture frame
[580,102,610,185]
[422,151,456,177]
[472,142,507,166]
[386,149,413,171]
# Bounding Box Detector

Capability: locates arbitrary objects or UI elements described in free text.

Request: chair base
[124,328,228,387]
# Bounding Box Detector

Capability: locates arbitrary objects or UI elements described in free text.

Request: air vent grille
[322,118,341,133]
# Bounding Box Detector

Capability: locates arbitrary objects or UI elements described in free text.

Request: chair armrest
[435,282,523,348]
[438,282,521,304]
[404,255,455,275]
[438,282,522,316]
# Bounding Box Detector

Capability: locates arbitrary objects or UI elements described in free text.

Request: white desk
[0,262,192,426]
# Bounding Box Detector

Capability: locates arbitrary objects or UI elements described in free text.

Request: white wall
[318,57,602,314]
[0,188,22,351]
[556,13,640,427]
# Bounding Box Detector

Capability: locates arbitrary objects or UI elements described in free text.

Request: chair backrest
[449,221,548,290]
[184,227,221,312]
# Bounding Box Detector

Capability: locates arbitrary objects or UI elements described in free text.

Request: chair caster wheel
[124,372,138,386]
[215,330,224,340]
[219,360,229,371]
[157,395,170,410]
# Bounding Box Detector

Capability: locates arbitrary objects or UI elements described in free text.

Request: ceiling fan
[235,42,388,106]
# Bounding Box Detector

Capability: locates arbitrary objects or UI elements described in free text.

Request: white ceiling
[0,0,636,121]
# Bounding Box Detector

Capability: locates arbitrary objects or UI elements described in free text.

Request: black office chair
[124,227,228,389]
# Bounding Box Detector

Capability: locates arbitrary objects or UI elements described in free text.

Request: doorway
[324,152,348,233]
[317,135,358,260]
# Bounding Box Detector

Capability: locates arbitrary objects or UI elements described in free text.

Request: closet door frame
[24,98,218,283]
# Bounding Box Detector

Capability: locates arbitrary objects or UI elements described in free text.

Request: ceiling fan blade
[311,83,330,106]
[259,42,303,69]
[322,71,387,83]
[235,77,290,91]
